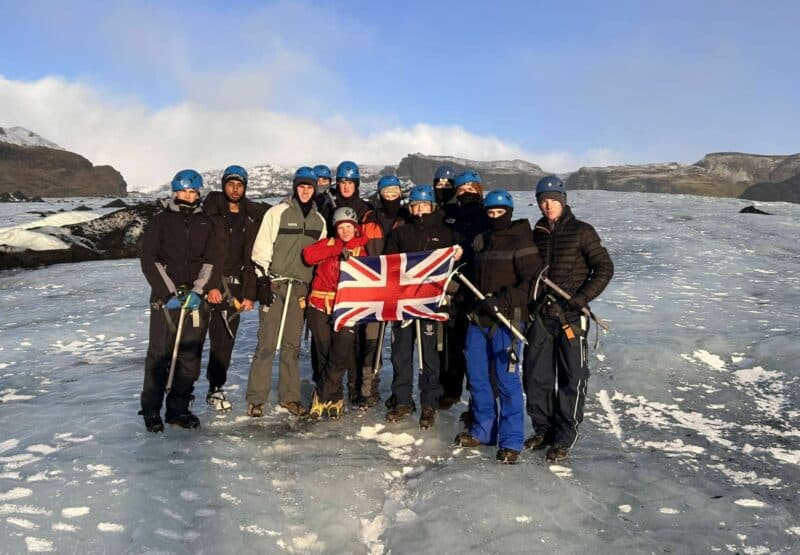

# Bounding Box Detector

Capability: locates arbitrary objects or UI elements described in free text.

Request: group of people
[139,160,613,464]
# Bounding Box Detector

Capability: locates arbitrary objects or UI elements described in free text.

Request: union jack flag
[332,247,457,331]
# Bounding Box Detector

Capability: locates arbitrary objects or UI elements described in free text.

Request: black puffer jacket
[531,205,614,317]
[140,199,226,302]
[472,219,542,323]
[384,210,456,254]
[202,191,269,300]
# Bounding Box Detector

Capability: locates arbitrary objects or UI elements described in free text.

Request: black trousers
[439,312,468,400]
[390,319,442,409]
[142,303,209,417]
[523,314,589,449]
[307,307,358,403]
[206,281,242,390]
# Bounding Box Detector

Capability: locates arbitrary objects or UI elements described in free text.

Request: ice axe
[453,271,528,345]
[166,296,192,394]
[535,268,610,331]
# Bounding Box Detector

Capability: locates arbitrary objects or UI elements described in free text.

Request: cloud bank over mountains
[0,75,619,191]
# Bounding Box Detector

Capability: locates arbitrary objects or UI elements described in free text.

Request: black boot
[419,406,437,430]
[140,410,164,433]
[546,446,569,463]
[524,434,550,450]
[165,412,201,429]
[386,404,414,422]
[496,448,520,464]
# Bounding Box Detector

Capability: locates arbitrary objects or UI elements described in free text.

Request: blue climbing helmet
[453,170,482,188]
[377,175,401,190]
[171,169,203,192]
[484,189,514,210]
[313,164,332,180]
[433,165,456,183]
[535,175,566,202]
[408,183,435,204]
[336,161,360,183]
[221,165,248,187]
[293,166,318,191]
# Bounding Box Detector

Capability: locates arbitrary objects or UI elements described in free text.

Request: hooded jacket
[140,198,226,302]
[202,191,269,300]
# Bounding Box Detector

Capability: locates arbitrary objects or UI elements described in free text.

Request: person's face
[224,179,245,203]
[539,198,564,222]
[175,189,200,203]
[456,183,479,196]
[317,177,331,189]
[296,184,315,203]
[338,179,357,199]
[409,202,432,216]
[486,208,507,219]
[380,187,401,201]
[336,222,356,242]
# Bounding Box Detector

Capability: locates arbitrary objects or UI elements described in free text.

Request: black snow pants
[141,302,209,417]
[523,314,589,449]
[307,307,358,403]
[390,319,443,409]
[206,280,242,390]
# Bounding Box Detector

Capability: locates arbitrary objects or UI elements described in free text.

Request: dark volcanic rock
[739,206,772,215]
[102,199,128,208]
[0,190,45,202]
[739,174,800,204]
[0,201,160,270]
[395,153,550,190]
[0,142,127,197]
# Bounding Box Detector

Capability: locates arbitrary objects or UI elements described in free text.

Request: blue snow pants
[464,323,524,452]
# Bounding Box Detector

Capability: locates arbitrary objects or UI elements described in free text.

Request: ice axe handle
[540,276,609,331]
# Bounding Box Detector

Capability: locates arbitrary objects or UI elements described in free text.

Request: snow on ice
[0,190,798,553]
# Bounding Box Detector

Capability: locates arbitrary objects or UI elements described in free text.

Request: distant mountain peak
[0,126,63,150]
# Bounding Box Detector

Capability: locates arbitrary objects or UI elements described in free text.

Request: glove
[341,248,351,261]
[164,295,182,310]
[256,275,273,306]
[568,295,588,311]
[478,297,503,317]
[183,291,203,310]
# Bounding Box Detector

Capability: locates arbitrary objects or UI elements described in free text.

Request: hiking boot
[384,394,397,410]
[247,402,264,418]
[496,448,520,464]
[454,431,481,447]
[366,392,381,407]
[419,407,437,430]
[279,401,308,417]
[165,412,200,429]
[524,434,549,451]
[386,404,414,422]
[206,387,232,412]
[308,391,328,420]
[438,396,460,410]
[327,399,344,420]
[353,395,370,411]
[140,410,164,433]
[546,446,569,463]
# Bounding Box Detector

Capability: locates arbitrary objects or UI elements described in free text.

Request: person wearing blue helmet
[383,184,462,429]
[312,164,333,209]
[433,164,459,217]
[454,189,542,464]
[354,174,410,408]
[245,167,327,417]
[201,165,270,412]
[139,169,226,432]
[522,176,613,463]
[438,169,490,413]
[318,161,375,238]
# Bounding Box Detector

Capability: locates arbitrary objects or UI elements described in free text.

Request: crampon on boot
[326,399,344,420]
[386,404,414,422]
[419,406,437,429]
[496,448,520,464]
[247,403,264,418]
[165,412,200,429]
[206,387,232,411]
[139,410,164,433]
[309,391,328,419]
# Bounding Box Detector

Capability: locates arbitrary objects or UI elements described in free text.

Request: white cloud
[0,75,619,191]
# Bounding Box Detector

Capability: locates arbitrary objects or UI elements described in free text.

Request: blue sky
[1,0,798,189]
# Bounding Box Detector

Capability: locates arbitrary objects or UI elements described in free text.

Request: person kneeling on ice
[454,190,542,464]
[303,207,368,419]
[522,176,613,463]
[139,169,226,432]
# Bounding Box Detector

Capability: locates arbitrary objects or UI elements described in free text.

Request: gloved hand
[164,295,182,310]
[568,295,588,311]
[256,275,273,306]
[183,291,203,310]
[478,296,503,316]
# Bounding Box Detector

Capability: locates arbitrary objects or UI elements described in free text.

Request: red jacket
[302,234,368,313]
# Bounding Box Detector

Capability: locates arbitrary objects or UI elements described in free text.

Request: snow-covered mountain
[0,126,63,150]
